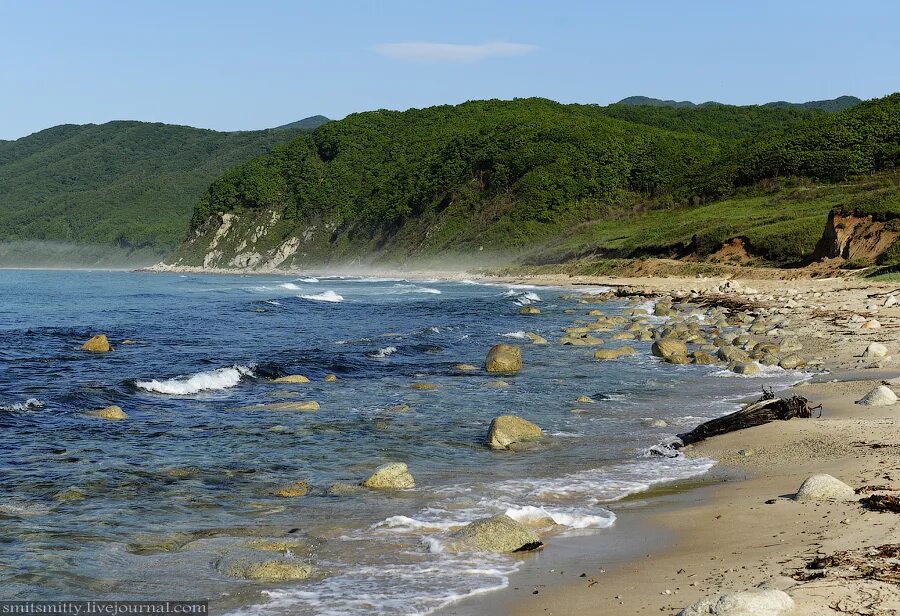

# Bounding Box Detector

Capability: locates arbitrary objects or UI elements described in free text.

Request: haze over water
[0,270,804,614]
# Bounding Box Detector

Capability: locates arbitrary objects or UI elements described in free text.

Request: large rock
[865,342,889,358]
[856,385,898,407]
[718,346,750,363]
[81,334,111,353]
[518,306,541,315]
[691,351,718,365]
[594,346,636,360]
[794,474,855,501]
[449,514,542,553]
[652,338,688,360]
[487,415,543,450]
[731,362,760,376]
[485,344,522,374]
[679,589,794,616]
[89,405,128,420]
[274,375,310,383]
[361,462,415,489]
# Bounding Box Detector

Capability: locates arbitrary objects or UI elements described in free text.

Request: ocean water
[0,270,805,614]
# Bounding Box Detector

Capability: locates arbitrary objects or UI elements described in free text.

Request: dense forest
[173,93,898,269]
[0,119,322,261]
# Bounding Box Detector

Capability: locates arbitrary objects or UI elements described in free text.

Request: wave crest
[135,365,254,395]
[301,290,344,303]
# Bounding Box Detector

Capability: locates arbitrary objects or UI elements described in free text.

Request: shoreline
[25,262,900,613]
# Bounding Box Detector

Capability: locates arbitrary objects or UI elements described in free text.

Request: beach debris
[448,514,543,553]
[793,544,900,584]
[81,334,112,353]
[487,415,543,450]
[485,344,522,374]
[88,405,128,420]
[855,484,894,494]
[794,474,856,502]
[860,494,900,513]
[856,385,898,407]
[226,559,312,582]
[677,388,819,446]
[864,342,889,358]
[273,374,310,383]
[677,589,794,616]
[361,462,415,489]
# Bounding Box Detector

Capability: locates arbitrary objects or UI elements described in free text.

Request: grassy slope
[0,122,304,260]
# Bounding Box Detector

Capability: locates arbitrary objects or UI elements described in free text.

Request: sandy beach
[438,269,900,615]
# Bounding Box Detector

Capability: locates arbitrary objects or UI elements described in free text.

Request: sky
[0,0,898,140]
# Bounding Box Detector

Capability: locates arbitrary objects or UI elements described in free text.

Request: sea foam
[300,290,344,303]
[135,365,254,395]
[0,398,44,412]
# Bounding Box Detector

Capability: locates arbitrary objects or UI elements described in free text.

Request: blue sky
[1,0,897,139]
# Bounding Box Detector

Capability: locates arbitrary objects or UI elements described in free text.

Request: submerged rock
[678,589,794,616]
[795,474,856,501]
[89,405,128,420]
[454,363,479,372]
[526,332,548,345]
[410,383,439,390]
[518,306,541,315]
[857,385,898,407]
[324,374,338,382]
[485,344,522,374]
[362,462,415,489]
[271,481,310,498]
[576,395,596,404]
[487,415,542,450]
[227,559,312,582]
[250,401,320,412]
[594,346,636,360]
[449,514,542,553]
[325,482,364,496]
[274,375,310,384]
[81,334,112,353]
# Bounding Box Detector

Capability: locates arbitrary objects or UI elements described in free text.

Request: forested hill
[617,95,862,112]
[168,94,899,271]
[0,121,306,265]
[274,115,331,131]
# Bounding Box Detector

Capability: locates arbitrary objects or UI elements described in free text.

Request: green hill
[0,122,306,265]
[169,95,899,270]
[616,95,861,112]
[274,115,331,131]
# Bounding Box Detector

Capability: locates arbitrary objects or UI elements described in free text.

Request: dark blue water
[0,271,804,614]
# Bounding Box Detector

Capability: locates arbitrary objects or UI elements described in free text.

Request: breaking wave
[135,365,254,395]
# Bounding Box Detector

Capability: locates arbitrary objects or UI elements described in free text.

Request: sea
[0,270,806,614]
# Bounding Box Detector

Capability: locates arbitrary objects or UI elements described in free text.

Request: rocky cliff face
[813,210,900,263]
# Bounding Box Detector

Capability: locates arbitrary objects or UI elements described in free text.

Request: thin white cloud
[373,41,538,63]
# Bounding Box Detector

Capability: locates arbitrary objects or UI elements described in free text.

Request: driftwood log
[676,388,821,446]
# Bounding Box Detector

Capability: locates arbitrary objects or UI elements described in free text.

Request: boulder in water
[518,306,541,315]
[449,514,542,553]
[485,344,522,374]
[361,462,415,489]
[271,481,310,498]
[81,334,112,353]
[594,346,636,360]
[778,355,805,370]
[691,351,717,365]
[731,362,760,376]
[274,375,310,384]
[652,338,688,361]
[576,395,596,404]
[526,332,548,345]
[678,589,794,616]
[89,405,128,420]
[324,374,338,382]
[794,474,856,501]
[227,559,312,582]
[487,415,542,450]
[856,385,898,407]
[410,383,439,390]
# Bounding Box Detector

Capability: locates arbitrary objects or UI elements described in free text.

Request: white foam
[372,516,461,532]
[0,398,44,412]
[297,277,319,283]
[504,505,616,529]
[279,282,301,290]
[300,290,344,303]
[135,365,254,395]
[393,284,441,294]
[369,346,397,359]
[501,331,528,339]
